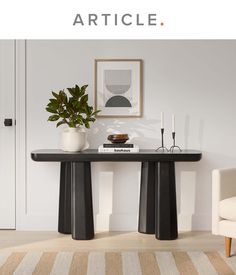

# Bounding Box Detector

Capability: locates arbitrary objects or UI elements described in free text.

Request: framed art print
[95,59,143,117]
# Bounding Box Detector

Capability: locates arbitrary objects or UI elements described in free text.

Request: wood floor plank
[0,231,225,252]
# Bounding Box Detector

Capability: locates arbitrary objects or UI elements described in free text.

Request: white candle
[172,115,175,132]
[161,112,164,129]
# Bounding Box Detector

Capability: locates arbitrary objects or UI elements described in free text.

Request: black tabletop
[31,149,202,162]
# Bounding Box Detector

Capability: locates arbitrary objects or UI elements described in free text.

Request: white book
[98,145,139,153]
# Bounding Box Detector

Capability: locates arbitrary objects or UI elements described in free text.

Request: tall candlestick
[161,112,164,128]
[172,115,175,132]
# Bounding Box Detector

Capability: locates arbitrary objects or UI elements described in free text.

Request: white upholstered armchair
[212,168,236,257]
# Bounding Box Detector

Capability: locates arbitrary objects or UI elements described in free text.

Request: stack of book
[98,143,139,153]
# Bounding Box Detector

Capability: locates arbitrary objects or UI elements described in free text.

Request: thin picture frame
[94,59,143,117]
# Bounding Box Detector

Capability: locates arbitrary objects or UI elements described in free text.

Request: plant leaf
[60,111,70,119]
[47,84,98,128]
[84,121,90,128]
[46,107,58,114]
[80,85,88,96]
[75,85,81,97]
[81,94,88,104]
[49,98,58,104]
[92,110,101,116]
[52,92,59,99]
[67,88,75,97]
[56,120,66,127]
[47,102,58,109]
[48,114,60,121]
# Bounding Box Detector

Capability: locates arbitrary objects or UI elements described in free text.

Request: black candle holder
[169,132,182,152]
[156,128,169,152]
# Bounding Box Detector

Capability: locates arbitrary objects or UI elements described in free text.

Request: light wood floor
[0,231,232,253]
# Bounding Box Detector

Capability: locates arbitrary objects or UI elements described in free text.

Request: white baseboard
[178,213,211,231]
[17,213,211,231]
[96,213,138,231]
[109,213,138,231]
[16,215,58,231]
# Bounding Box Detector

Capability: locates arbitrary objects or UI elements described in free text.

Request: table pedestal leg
[58,162,71,234]
[138,162,155,234]
[71,162,94,240]
[155,161,178,240]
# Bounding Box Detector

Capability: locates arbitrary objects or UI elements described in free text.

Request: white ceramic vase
[60,127,89,152]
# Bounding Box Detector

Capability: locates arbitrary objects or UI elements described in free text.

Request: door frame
[0,40,17,229]
[15,40,27,229]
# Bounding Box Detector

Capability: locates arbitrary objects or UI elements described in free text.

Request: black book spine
[103,143,134,148]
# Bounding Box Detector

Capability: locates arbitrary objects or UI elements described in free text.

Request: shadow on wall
[184,115,205,150]
[91,162,141,231]
[90,118,159,231]
[90,117,236,232]
[89,117,161,149]
[176,151,236,231]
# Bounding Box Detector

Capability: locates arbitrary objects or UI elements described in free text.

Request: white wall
[16,40,236,231]
[0,40,16,229]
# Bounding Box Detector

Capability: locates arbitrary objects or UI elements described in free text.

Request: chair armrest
[212,168,236,234]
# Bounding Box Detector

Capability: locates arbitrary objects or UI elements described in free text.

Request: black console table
[31,149,201,240]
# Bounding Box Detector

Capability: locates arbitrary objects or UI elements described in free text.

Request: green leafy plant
[46,84,100,128]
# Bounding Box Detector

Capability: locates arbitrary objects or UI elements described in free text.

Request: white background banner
[0,0,235,39]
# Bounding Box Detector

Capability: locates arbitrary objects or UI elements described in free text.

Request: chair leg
[225,237,232,257]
